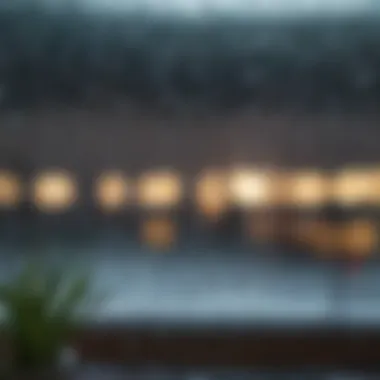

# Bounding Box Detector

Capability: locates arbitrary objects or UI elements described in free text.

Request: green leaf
[0,259,98,370]
[55,274,89,318]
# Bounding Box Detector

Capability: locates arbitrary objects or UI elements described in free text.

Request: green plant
[0,260,91,371]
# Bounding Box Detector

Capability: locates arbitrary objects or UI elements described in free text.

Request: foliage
[0,260,91,370]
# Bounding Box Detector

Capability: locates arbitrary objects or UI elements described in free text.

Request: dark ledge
[3,323,380,369]
[0,7,380,112]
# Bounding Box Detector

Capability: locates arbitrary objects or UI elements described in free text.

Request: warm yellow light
[32,170,78,213]
[195,170,228,219]
[0,171,22,208]
[287,171,331,208]
[141,216,176,250]
[340,219,377,258]
[229,168,274,208]
[94,171,131,212]
[358,168,380,205]
[333,168,374,206]
[137,170,182,209]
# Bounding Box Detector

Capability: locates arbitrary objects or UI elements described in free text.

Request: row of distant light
[1,166,380,214]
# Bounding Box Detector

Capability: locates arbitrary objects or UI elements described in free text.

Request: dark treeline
[1,6,380,112]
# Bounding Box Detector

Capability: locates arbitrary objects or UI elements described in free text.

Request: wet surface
[0,233,379,327]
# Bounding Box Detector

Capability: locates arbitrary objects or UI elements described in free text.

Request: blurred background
[1,0,380,377]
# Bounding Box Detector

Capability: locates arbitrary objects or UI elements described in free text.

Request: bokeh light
[32,170,78,213]
[333,168,374,207]
[0,170,22,209]
[228,168,274,208]
[359,167,380,205]
[195,169,229,219]
[137,170,182,209]
[340,219,378,258]
[94,171,131,212]
[141,216,176,250]
[286,171,331,208]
